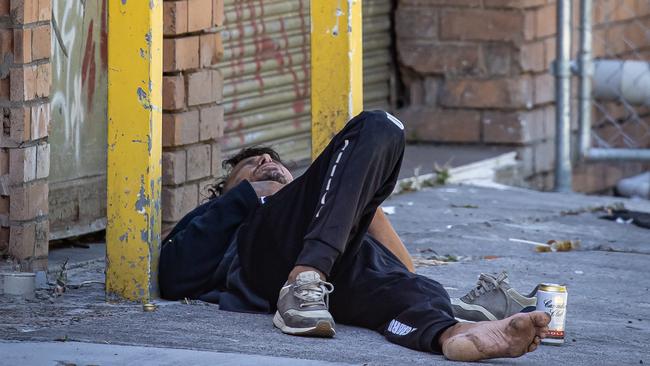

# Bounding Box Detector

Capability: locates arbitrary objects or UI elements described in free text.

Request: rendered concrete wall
[49,0,107,239]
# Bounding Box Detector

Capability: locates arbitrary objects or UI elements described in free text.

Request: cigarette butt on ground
[509,238,580,252]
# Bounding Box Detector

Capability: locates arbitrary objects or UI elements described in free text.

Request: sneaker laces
[294,279,334,308]
[464,272,508,301]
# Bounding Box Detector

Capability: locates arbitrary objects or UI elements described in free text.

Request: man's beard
[258,170,289,184]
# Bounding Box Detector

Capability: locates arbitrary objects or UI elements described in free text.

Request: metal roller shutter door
[219,0,394,164]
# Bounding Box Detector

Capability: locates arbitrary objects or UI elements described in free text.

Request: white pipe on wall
[593,59,650,106]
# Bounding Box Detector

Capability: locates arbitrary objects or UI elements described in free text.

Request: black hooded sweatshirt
[158,181,270,312]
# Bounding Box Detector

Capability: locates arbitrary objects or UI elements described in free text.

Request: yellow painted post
[106,0,162,301]
[311,0,363,159]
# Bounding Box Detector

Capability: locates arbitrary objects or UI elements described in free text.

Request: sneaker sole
[273,311,336,338]
[451,299,538,322]
[450,298,497,321]
[454,317,477,323]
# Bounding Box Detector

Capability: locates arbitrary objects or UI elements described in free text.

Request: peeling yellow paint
[106,0,162,302]
[311,0,363,159]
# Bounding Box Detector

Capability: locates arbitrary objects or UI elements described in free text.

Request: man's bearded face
[252,160,291,184]
[224,153,294,191]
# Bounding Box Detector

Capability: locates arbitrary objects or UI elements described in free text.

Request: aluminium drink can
[536,283,568,345]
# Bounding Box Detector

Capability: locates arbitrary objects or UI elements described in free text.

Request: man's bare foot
[440,311,551,362]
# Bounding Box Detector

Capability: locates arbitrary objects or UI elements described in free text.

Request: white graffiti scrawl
[51,0,108,182]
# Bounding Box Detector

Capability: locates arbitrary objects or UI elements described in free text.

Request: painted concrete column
[310,0,363,159]
[106,0,162,301]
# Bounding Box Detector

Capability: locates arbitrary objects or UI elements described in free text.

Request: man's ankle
[288,265,326,283]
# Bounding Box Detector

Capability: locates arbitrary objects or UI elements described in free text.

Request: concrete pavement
[0,341,348,366]
[1,184,649,365]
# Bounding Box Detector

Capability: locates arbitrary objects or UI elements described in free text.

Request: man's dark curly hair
[207,146,285,198]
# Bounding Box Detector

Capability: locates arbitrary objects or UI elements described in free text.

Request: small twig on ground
[67,281,105,289]
[560,202,626,216]
[450,204,479,209]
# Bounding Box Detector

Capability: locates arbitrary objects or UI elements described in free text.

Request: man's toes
[526,336,542,353]
[507,316,527,332]
[531,311,552,327]
[534,323,550,339]
[537,327,549,338]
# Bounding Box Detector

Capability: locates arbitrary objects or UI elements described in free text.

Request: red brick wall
[0,0,51,269]
[162,0,224,237]
[398,1,533,141]
[395,0,650,193]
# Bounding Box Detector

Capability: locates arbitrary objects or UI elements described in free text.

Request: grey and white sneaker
[451,271,537,322]
[273,271,336,337]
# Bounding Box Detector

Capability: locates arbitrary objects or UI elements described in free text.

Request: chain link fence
[587,0,650,152]
[555,0,650,191]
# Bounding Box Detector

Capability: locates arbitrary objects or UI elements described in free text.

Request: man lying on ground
[158,110,551,362]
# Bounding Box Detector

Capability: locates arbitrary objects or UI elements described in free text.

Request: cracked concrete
[1,184,649,365]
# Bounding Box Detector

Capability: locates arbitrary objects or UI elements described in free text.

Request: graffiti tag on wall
[51,0,108,183]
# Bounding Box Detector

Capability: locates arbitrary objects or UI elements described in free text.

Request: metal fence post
[555,0,573,192]
[578,0,593,158]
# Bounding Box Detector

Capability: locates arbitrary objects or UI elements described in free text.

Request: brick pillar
[161,0,224,237]
[0,0,51,270]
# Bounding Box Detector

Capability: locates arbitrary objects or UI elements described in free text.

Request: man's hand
[249,180,286,198]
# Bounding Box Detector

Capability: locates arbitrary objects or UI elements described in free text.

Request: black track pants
[237,110,457,353]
